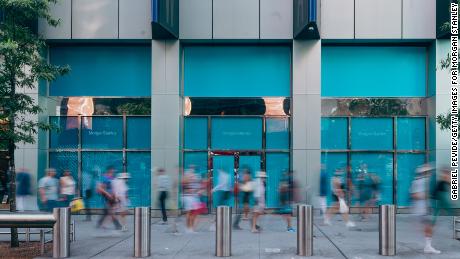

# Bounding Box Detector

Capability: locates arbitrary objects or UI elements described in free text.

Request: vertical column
[151,40,181,210]
[292,40,321,204]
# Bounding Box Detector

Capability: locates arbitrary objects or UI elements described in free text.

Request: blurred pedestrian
[96,166,122,230]
[324,168,355,228]
[182,167,201,233]
[0,170,8,204]
[113,172,130,231]
[212,169,232,206]
[157,168,171,224]
[318,165,328,217]
[233,168,253,230]
[59,169,76,207]
[410,163,440,254]
[277,171,295,232]
[16,168,31,211]
[82,169,96,221]
[252,171,267,233]
[38,168,59,212]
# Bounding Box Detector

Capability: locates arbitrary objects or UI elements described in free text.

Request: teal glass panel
[82,152,123,208]
[82,117,123,149]
[49,152,78,180]
[184,46,291,97]
[321,118,347,149]
[127,117,151,149]
[50,46,151,96]
[238,156,261,207]
[397,154,425,206]
[351,118,393,150]
[351,153,394,205]
[266,118,289,150]
[321,153,347,205]
[322,47,426,97]
[397,118,425,150]
[184,117,208,149]
[127,152,151,207]
[184,152,208,178]
[49,117,79,149]
[212,156,235,208]
[266,153,289,208]
[211,118,262,150]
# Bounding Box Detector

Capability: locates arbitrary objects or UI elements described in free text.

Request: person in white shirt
[59,170,76,207]
[112,172,130,231]
[157,168,171,224]
[212,169,232,206]
[252,171,267,233]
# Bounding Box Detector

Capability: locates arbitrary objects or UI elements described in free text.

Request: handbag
[70,197,85,213]
[338,198,349,214]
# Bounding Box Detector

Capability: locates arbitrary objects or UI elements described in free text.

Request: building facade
[2,0,458,212]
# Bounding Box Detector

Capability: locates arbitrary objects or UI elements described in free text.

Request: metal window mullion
[77,115,82,198]
[393,116,397,206]
[122,114,127,173]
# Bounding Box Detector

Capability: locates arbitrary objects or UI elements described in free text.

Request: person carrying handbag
[324,168,355,228]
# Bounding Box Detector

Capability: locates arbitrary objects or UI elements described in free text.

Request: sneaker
[346,221,356,228]
[424,246,441,254]
[287,227,296,233]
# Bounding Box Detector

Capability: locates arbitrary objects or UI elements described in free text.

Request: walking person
[82,169,96,221]
[324,168,355,228]
[277,171,295,232]
[112,172,130,231]
[16,168,31,211]
[233,168,253,230]
[96,166,122,230]
[38,168,59,212]
[252,171,267,233]
[0,170,8,204]
[318,165,328,219]
[59,169,76,207]
[410,163,440,254]
[157,168,171,224]
[182,168,201,233]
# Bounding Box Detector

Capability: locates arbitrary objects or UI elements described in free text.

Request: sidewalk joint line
[314,223,349,259]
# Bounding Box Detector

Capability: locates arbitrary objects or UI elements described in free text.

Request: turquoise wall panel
[211,118,262,150]
[50,45,151,96]
[266,118,290,150]
[184,152,208,178]
[184,117,208,150]
[397,154,425,206]
[322,47,426,97]
[127,117,151,149]
[266,153,289,208]
[81,117,123,149]
[351,118,393,150]
[184,46,291,97]
[127,152,151,207]
[397,118,426,150]
[321,118,348,149]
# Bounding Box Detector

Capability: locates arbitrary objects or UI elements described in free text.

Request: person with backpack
[96,166,122,230]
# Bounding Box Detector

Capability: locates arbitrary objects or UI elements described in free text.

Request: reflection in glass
[266,118,289,150]
[49,117,79,149]
[321,118,347,150]
[81,117,123,149]
[321,98,427,116]
[184,98,290,116]
[351,118,393,150]
[57,98,151,116]
[397,118,425,150]
[211,118,262,150]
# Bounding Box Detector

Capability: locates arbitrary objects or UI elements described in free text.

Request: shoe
[251,229,260,233]
[255,225,262,230]
[424,246,441,254]
[323,219,332,226]
[121,225,128,232]
[346,221,356,228]
[233,225,243,230]
[287,227,296,233]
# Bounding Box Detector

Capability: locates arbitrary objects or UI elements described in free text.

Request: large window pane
[321,153,347,205]
[351,118,393,150]
[49,117,79,149]
[397,154,425,206]
[321,118,347,149]
[184,152,208,209]
[266,118,289,150]
[49,152,78,180]
[82,117,123,149]
[184,117,208,150]
[212,156,235,208]
[211,118,262,150]
[82,152,123,208]
[397,118,425,150]
[351,153,394,205]
[127,152,151,207]
[127,117,151,149]
[266,153,289,208]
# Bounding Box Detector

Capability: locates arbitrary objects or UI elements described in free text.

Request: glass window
[81,117,123,149]
[127,152,151,207]
[184,117,208,150]
[184,152,208,179]
[266,153,289,208]
[211,118,262,150]
[127,117,151,149]
[321,153,347,205]
[351,153,394,205]
[351,118,393,150]
[50,117,79,149]
[82,152,123,208]
[212,155,235,208]
[266,118,289,150]
[397,118,425,150]
[321,118,347,149]
[397,154,425,206]
[49,152,78,180]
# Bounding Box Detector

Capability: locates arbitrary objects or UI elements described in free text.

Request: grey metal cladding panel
[119,0,152,39]
[403,0,436,39]
[355,0,402,39]
[179,0,212,39]
[260,0,293,39]
[213,0,259,39]
[72,0,119,39]
[320,0,354,39]
[38,0,71,39]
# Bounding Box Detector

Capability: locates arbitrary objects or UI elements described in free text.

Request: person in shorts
[38,168,59,212]
[112,172,130,231]
[252,171,267,233]
[182,168,201,233]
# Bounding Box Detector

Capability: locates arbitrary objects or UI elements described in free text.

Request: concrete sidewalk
[31,214,460,259]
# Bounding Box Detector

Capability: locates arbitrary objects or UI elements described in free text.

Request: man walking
[38,168,59,212]
[157,168,171,224]
[96,166,122,230]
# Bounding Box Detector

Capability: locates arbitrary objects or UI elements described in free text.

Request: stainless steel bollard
[216,206,232,257]
[26,228,30,242]
[134,207,151,258]
[53,207,71,258]
[379,205,396,256]
[40,229,45,255]
[297,204,313,256]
